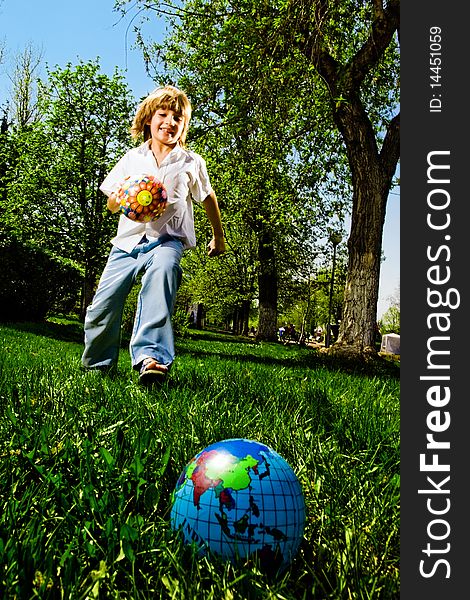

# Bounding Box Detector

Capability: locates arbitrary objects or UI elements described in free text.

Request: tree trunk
[196,303,204,329]
[336,181,384,353]
[331,97,397,356]
[80,255,102,321]
[241,299,250,336]
[232,308,240,335]
[257,229,278,341]
[233,301,250,336]
[80,269,97,321]
[294,0,400,358]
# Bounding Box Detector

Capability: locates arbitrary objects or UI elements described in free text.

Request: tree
[279,246,348,343]
[9,43,44,128]
[380,285,400,334]
[290,0,400,355]
[0,29,4,66]
[0,44,44,231]
[1,60,136,317]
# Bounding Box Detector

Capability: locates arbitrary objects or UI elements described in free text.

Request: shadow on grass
[2,319,399,380]
[1,318,84,344]
[184,328,259,345]
[175,343,399,379]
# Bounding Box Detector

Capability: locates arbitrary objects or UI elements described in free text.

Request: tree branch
[347,0,400,89]
[371,0,385,20]
[379,111,400,181]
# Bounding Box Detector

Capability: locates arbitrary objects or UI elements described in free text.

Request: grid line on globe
[170,438,306,572]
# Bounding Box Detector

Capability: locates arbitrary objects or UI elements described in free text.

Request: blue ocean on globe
[170,438,306,572]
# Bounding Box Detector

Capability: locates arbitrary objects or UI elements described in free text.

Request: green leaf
[99,447,115,468]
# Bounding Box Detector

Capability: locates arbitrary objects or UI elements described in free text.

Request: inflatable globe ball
[170,438,306,573]
[117,175,167,222]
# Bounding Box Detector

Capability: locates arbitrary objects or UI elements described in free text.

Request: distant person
[81,85,225,384]
[330,323,339,342]
[287,323,297,341]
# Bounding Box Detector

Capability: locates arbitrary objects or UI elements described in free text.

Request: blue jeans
[81,236,184,370]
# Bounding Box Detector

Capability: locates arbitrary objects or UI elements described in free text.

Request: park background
[0,1,400,598]
[0,0,400,335]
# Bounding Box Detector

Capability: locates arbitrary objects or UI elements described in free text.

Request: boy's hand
[207,236,226,257]
[107,192,121,214]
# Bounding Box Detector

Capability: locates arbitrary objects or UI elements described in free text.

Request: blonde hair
[131,85,192,146]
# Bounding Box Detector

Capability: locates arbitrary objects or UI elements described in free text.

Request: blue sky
[0,0,399,318]
[0,0,157,102]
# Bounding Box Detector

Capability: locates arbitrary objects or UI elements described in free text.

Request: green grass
[0,320,400,599]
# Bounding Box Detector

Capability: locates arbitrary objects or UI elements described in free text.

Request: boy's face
[147,105,185,147]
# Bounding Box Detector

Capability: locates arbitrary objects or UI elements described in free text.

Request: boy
[81,86,225,384]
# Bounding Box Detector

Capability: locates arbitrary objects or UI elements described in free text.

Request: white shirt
[100,141,213,253]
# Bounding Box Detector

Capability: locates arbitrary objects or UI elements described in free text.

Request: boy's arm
[203,191,226,257]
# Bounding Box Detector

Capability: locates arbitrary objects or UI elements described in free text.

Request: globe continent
[170,438,305,572]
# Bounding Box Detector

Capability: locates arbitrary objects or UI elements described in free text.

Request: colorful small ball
[117,175,167,222]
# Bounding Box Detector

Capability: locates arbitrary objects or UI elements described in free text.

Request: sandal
[139,358,169,385]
